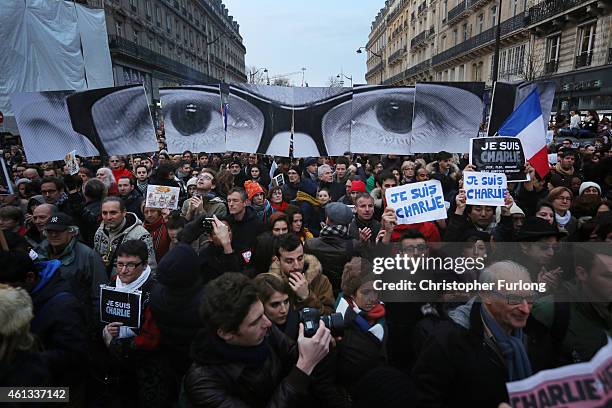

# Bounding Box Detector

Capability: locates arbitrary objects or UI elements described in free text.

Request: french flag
[498,89,549,178]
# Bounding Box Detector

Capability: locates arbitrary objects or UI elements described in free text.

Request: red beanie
[244,180,264,201]
[350,180,366,193]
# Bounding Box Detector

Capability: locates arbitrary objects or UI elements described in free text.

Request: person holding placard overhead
[101,239,168,407]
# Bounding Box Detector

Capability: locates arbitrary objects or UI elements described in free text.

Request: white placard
[384,180,447,225]
[463,171,507,206]
[145,184,179,210]
[64,150,79,175]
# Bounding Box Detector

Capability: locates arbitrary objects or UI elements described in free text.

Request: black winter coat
[228,206,265,265]
[29,261,88,387]
[412,301,531,408]
[184,326,312,408]
[304,235,356,292]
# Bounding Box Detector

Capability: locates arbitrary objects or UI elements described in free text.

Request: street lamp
[337,73,353,87]
[249,67,268,84]
[356,47,383,85]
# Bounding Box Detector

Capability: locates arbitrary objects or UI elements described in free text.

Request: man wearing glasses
[181,169,227,222]
[413,261,538,407]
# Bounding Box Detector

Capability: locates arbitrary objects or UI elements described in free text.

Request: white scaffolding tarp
[0,0,113,133]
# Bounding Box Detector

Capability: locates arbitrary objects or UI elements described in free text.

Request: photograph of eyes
[10,90,100,163]
[160,85,227,154]
[11,85,158,162]
[348,85,415,155]
[410,82,485,153]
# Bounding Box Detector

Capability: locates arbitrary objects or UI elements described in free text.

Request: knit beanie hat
[579,181,601,196]
[350,180,366,193]
[156,244,201,288]
[186,177,198,188]
[341,257,370,297]
[244,180,264,201]
[326,202,354,226]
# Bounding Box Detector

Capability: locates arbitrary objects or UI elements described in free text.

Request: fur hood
[267,253,323,284]
[425,161,460,176]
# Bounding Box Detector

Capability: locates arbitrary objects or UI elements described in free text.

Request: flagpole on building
[491,0,503,82]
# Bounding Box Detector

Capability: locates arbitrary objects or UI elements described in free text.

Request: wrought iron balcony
[107,35,216,84]
[383,71,405,85]
[432,12,526,66]
[575,52,593,69]
[404,58,431,78]
[447,0,468,25]
[388,46,407,65]
[467,0,493,12]
[366,61,384,78]
[411,30,427,49]
[528,0,589,26]
[544,60,558,74]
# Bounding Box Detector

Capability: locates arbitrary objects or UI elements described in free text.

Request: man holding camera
[184,272,332,407]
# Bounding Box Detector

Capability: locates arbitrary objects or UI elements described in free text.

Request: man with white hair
[317,164,344,202]
[413,261,537,407]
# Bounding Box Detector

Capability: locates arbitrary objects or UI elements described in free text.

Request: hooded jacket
[267,254,335,315]
[36,237,108,334]
[184,326,312,408]
[93,212,157,278]
[29,260,88,386]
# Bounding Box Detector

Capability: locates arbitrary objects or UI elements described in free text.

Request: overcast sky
[223,0,383,87]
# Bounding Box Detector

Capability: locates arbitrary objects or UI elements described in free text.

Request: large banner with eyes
[11,82,485,161]
[161,82,484,157]
[11,85,158,163]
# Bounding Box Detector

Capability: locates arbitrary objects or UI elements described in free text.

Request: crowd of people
[0,131,611,407]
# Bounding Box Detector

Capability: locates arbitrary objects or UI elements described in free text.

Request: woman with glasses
[101,239,166,407]
[547,187,577,235]
[181,169,227,221]
[268,186,288,212]
[400,160,416,185]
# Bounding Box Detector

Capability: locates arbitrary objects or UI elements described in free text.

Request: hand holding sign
[463,171,507,207]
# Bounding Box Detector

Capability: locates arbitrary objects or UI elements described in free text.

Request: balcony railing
[366,61,384,78]
[107,35,217,84]
[467,0,492,12]
[388,46,407,65]
[427,26,435,38]
[432,12,526,66]
[575,52,593,69]
[383,71,405,85]
[544,60,558,74]
[528,0,588,26]
[405,58,432,77]
[411,30,427,49]
[447,0,468,24]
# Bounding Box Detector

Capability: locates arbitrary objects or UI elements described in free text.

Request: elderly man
[25,203,57,247]
[413,261,538,407]
[36,212,108,334]
[317,164,344,202]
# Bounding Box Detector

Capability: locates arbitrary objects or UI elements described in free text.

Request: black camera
[298,308,344,338]
[202,217,215,233]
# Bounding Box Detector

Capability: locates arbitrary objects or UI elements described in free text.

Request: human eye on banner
[10,85,157,163]
[12,82,486,161]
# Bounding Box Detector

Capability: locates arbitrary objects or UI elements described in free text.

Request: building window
[133,30,139,45]
[450,67,455,81]
[155,6,161,23]
[546,34,561,63]
[477,14,484,34]
[500,43,525,77]
[576,22,596,68]
[166,14,172,32]
[145,0,151,17]
[490,5,497,29]
[458,64,465,80]
[130,0,137,11]
[115,21,123,37]
[453,28,458,46]
[443,0,448,21]
[512,0,519,16]
[462,23,468,41]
